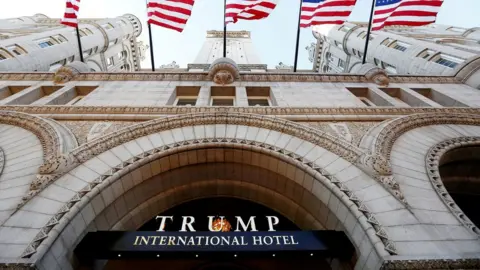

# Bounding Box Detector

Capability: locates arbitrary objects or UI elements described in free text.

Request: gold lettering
[168,236,176,245]
[133,236,140,246]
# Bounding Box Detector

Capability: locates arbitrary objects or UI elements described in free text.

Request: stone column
[196,86,211,106]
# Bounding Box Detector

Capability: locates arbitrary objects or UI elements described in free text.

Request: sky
[0,0,479,70]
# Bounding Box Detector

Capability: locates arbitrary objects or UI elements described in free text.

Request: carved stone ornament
[159,61,179,69]
[364,67,390,87]
[208,57,240,85]
[275,62,293,70]
[53,61,91,84]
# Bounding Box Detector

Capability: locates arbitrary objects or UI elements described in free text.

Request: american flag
[60,0,80,28]
[373,0,444,31]
[225,0,278,24]
[147,0,196,32]
[300,0,357,28]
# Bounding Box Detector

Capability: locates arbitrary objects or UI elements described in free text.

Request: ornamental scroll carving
[53,61,91,84]
[425,137,480,237]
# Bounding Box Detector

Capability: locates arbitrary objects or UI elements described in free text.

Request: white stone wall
[2,79,480,108]
[314,23,480,89]
[0,14,141,72]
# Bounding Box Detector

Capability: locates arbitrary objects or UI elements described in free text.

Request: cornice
[0,72,461,84]
[0,106,478,117]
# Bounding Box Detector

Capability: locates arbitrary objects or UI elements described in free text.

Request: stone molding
[372,113,480,161]
[23,139,396,261]
[425,137,480,237]
[381,258,480,269]
[70,113,362,164]
[0,106,478,117]
[0,72,461,84]
[0,147,4,176]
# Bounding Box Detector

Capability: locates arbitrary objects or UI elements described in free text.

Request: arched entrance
[15,113,392,270]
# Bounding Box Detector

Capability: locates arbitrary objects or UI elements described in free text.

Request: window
[381,38,393,46]
[359,97,375,107]
[109,39,118,47]
[447,27,465,33]
[0,49,13,61]
[382,62,397,74]
[6,44,27,55]
[211,98,234,106]
[334,41,342,49]
[68,55,75,62]
[338,59,346,69]
[210,86,235,106]
[357,31,367,38]
[102,23,114,30]
[325,52,333,62]
[417,49,436,59]
[120,64,130,71]
[52,34,68,43]
[374,58,381,67]
[339,25,351,33]
[49,59,66,71]
[124,34,130,40]
[369,34,377,40]
[434,54,463,68]
[107,57,114,66]
[84,28,94,35]
[246,87,272,107]
[83,49,93,58]
[390,41,410,52]
[175,98,197,106]
[37,39,56,48]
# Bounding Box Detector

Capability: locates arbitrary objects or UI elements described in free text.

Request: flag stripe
[147,0,195,32]
[60,0,80,27]
[300,0,357,28]
[372,0,444,31]
[226,0,278,24]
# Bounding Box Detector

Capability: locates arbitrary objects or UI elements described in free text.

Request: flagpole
[75,26,84,62]
[223,0,227,58]
[146,0,155,71]
[362,0,376,64]
[293,0,303,72]
[148,23,156,71]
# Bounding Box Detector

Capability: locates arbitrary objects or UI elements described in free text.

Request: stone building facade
[0,29,479,270]
[0,14,148,72]
[311,23,480,90]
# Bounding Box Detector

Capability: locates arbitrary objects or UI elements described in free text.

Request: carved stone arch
[425,137,480,237]
[359,113,480,174]
[0,110,77,166]
[15,117,400,270]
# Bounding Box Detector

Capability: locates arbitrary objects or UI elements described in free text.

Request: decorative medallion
[208,58,240,85]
